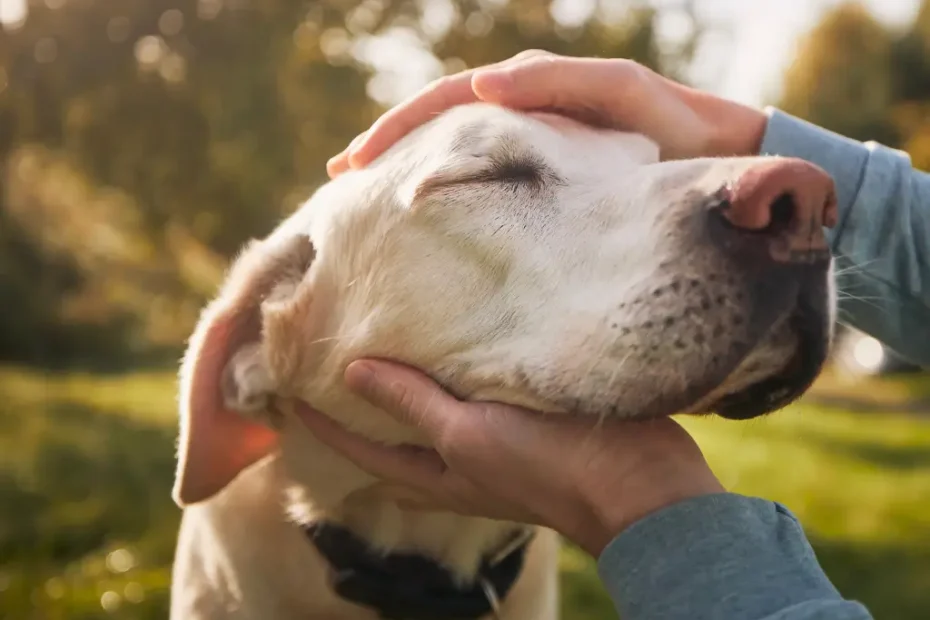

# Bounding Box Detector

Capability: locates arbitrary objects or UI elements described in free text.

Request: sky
[0,0,922,107]
[691,0,921,106]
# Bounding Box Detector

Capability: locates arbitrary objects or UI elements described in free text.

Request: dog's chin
[703,307,831,421]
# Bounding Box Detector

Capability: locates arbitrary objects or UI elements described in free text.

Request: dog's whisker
[835,295,888,314]
[831,255,887,277]
[837,293,885,301]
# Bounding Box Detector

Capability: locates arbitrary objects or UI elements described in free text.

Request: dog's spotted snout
[715,159,838,265]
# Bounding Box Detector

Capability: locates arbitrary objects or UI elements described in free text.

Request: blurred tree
[778,2,897,145]
[889,0,930,171]
[0,0,700,367]
[778,0,930,171]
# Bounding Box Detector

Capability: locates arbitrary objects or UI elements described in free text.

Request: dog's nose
[716,159,837,264]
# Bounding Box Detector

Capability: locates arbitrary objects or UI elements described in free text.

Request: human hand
[297,359,724,557]
[326,51,768,178]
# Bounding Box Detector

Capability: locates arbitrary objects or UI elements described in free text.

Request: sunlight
[2,1,928,618]
[0,0,26,29]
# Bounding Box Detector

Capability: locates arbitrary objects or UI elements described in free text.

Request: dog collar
[303,521,533,620]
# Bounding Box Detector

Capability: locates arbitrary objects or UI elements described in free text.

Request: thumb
[344,359,463,437]
[472,56,638,115]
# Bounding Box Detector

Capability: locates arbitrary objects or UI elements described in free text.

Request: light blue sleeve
[596,493,873,620]
[759,109,930,366]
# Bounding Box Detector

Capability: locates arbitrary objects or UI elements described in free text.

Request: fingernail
[345,361,378,398]
[474,69,514,97]
[326,154,343,172]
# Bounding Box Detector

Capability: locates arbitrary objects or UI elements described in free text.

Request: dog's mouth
[701,281,832,420]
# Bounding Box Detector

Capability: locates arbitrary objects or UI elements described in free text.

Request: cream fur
[170,103,834,619]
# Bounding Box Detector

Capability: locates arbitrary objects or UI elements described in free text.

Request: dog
[169,103,837,619]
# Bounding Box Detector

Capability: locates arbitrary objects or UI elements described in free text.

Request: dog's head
[174,103,836,505]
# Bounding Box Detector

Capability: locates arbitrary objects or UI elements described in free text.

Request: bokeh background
[1,0,929,618]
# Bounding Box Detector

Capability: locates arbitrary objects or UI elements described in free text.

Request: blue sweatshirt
[596,108,930,619]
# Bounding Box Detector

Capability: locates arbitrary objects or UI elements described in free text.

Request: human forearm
[597,493,873,620]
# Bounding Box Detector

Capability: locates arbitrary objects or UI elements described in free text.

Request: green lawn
[1,367,928,619]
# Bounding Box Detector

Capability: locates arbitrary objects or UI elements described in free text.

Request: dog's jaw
[220,318,530,580]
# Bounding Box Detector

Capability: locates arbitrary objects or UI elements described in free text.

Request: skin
[305,53,773,557]
[327,51,768,175]
[297,360,725,557]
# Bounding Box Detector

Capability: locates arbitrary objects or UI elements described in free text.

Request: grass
[1,366,929,619]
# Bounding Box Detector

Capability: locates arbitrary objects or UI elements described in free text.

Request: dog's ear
[173,235,316,507]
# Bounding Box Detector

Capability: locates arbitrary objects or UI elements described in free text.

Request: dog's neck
[263,396,525,579]
[250,276,529,579]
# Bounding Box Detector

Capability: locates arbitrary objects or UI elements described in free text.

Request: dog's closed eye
[482,157,545,186]
[413,155,559,203]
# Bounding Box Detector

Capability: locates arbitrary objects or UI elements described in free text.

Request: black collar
[304,521,533,619]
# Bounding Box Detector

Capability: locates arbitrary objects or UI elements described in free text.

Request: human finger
[345,72,481,169]
[326,132,367,178]
[346,50,555,169]
[473,56,644,121]
[294,401,448,488]
[343,359,467,438]
[296,403,525,520]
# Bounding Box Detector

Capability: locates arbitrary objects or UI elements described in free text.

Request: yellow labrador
[170,103,837,619]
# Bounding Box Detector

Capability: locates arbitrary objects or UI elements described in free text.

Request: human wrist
[708,100,769,157]
[570,457,725,556]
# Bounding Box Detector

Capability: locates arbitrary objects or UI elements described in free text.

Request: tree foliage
[779,0,930,170]
[0,0,697,368]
